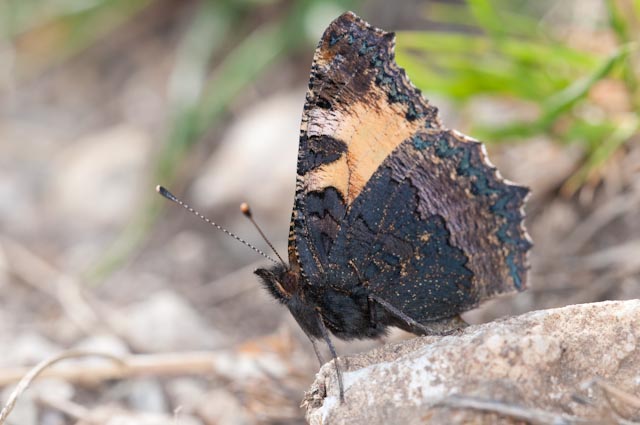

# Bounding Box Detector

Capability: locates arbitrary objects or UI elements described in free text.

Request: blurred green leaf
[396,31,597,101]
[2,0,152,78]
[605,0,639,109]
[398,31,597,69]
[424,1,544,38]
[467,0,506,41]
[606,0,631,42]
[562,119,618,149]
[476,44,633,140]
[540,44,633,126]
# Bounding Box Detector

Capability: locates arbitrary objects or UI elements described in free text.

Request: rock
[190,91,302,215]
[189,91,302,260]
[38,410,67,425]
[1,332,61,366]
[0,245,8,291]
[76,407,203,425]
[29,379,75,425]
[31,379,75,401]
[74,333,131,358]
[48,124,151,229]
[117,290,223,352]
[126,378,167,414]
[304,300,640,425]
[196,388,250,425]
[164,378,207,412]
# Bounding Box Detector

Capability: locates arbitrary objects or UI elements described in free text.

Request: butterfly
[254,11,531,400]
[159,11,531,402]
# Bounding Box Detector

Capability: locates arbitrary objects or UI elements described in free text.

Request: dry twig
[35,394,90,421]
[587,378,640,421]
[561,190,640,254]
[436,395,610,425]
[0,350,123,425]
[0,351,248,388]
[0,236,100,333]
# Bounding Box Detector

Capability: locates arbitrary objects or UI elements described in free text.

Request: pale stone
[305,300,640,425]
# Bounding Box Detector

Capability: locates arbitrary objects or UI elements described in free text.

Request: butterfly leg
[349,261,378,330]
[303,329,325,366]
[369,294,459,336]
[367,296,377,329]
[315,309,345,402]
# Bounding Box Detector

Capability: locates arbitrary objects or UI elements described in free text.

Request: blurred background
[0,0,638,424]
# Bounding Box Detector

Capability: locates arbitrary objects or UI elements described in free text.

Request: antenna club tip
[240,202,251,217]
[156,185,178,203]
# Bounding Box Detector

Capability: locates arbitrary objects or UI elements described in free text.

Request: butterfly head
[255,264,301,303]
[255,264,325,339]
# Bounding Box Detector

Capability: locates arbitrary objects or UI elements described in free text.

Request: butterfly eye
[281,271,298,296]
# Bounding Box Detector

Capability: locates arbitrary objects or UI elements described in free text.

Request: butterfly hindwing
[327,130,530,322]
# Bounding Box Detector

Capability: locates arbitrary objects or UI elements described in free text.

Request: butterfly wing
[289,12,440,282]
[326,130,531,321]
[290,12,531,320]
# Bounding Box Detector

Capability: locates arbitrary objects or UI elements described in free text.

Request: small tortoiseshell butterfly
[159,11,531,401]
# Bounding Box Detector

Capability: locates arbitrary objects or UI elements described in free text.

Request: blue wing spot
[412,135,431,150]
[506,252,522,289]
[329,32,343,46]
[435,137,459,158]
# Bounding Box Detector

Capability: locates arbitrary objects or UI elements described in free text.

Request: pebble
[126,378,167,414]
[196,388,249,425]
[118,290,223,352]
[48,124,150,229]
[2,332,61,366]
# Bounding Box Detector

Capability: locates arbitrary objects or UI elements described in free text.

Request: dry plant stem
[0,236,100,333]
[591,378,640,412]
[173,406,184,425]
[0,351,232,388]
[35,394,90,421]
[561,190,640,254]
[435,395,606,425]
[597,380,640,409]
[576,239,640,274]
[0,350,123,425]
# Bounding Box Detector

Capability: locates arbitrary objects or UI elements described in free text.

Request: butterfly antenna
[240,202,287,267]
[156,185,279,265]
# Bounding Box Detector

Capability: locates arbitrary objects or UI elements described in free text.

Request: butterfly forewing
[290,12,439,282]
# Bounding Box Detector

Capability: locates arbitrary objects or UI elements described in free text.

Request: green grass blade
[480,43,635,140]
[396,31,597,102]
[539,43,635,127]
[467,0,505,41]
[606,0,631,42]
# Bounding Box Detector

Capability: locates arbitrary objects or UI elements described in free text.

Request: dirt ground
[1,1,638,424]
